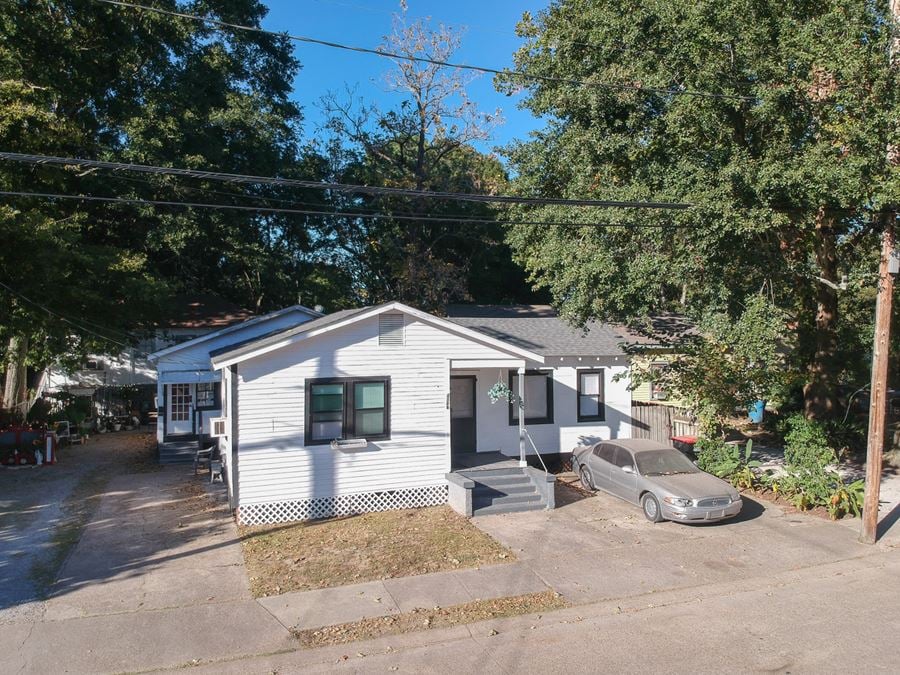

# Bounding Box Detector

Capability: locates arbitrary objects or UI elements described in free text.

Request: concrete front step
[451,465,553,516]
[472,482,537,496]
[472,490,541,509]
[473,500,547,516]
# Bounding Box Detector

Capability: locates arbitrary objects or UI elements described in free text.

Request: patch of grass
[28,469,110,595]
[294,590,568,648]
[240,506,514,597]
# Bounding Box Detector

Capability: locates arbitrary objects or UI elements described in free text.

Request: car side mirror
[621,465,634,474]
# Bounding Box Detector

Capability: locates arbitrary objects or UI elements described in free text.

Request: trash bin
[748,400,766,424]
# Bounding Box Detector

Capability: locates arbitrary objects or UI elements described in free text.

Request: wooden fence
[631,402,697,442]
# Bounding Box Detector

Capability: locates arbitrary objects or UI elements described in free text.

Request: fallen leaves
[239,506,515,598]
[293,591,567,648]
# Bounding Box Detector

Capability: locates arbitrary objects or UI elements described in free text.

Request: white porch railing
[523,428,550,475]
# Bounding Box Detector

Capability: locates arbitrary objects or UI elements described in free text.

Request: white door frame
[166,383,195,436]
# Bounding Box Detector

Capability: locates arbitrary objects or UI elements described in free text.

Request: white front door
[167,383,194,435]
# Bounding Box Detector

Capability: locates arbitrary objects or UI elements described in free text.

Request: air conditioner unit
[209,417,228,438]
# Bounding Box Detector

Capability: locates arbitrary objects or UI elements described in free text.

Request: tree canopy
[499,0,899,417]
[0,0,339,414]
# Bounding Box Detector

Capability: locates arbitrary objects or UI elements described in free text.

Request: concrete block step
[460,468,525,479]
[467,473,531,486]
[472,482,537,496]
[473,492,542,509]
[473,501,546,516]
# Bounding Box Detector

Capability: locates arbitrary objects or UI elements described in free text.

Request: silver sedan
[571,438,742,523]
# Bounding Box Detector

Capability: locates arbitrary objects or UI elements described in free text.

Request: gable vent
[378,313,405,346]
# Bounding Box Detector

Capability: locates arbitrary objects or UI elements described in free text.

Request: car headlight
[663,496,693,507]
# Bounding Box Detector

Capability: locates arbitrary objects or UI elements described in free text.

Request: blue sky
[261,0,548,155]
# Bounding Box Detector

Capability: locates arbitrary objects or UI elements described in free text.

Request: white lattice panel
[238,484,449,525]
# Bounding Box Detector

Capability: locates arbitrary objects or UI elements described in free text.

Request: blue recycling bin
[748,400,766,424]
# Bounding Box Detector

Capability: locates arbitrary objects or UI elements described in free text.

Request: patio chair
[194,444,215,476]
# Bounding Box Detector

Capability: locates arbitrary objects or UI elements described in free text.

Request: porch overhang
[158,369,219,384]
[449,358,529,370]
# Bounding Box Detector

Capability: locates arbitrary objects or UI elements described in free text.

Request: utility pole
[860,217,895,544]
[860,0,899,545]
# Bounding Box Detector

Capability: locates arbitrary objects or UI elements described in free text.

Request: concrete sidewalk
[259,561,550,630]
[176,547,900,674]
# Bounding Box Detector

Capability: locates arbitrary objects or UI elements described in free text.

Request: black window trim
[304,376,391,446]
[195,381,221,411]
[577,368,606,423]
[508,369,554,426]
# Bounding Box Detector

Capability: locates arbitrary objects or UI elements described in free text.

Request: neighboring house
[206,302,665,525]
[43,295,257,399]
[148,303,321,456]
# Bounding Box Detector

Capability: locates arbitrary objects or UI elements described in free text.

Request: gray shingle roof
[445,304,681,357]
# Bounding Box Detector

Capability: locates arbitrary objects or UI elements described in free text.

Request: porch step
[473,482,536,496]
[464,466,549,516]
[473,492,542,510]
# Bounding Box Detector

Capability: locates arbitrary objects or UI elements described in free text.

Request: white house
[149,303,321,456]
[42,295,259,417]
[207,302,655,525]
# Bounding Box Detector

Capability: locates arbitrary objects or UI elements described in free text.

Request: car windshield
[635,449,699,476]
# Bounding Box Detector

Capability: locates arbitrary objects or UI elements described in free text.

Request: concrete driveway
[472,478,876,606]
[2,436,291,674]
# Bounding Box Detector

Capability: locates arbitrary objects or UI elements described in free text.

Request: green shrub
[781,414,835,470]
[696,438,760,488]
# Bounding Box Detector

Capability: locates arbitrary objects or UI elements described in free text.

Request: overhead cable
[0,152,693,210]
[0,191,684,228]
[92,0,757,103]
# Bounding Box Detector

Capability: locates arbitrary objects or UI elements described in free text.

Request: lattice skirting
[237,484,449,525]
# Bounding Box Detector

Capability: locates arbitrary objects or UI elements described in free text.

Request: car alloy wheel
[642,493,663,523]
[580,467,594,491]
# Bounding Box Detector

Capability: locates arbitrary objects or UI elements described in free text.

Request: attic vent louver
[379,313,405,346]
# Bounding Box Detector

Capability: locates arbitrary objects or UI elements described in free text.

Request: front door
[450,376,476,456]
[167,383,194,435]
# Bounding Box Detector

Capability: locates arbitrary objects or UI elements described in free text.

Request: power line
[0,152,693,210]
[0,190,683,228]
[0,279,134,348]
[0,280,234,368]
[92,0,757,103]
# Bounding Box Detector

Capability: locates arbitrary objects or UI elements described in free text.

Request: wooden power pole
[860,0,899,545]
[860,217,895,544]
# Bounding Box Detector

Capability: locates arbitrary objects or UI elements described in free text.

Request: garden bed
[240,505,514,598]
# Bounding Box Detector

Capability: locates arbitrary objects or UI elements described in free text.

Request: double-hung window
[196,382,219,409]
[577,369,605,422]
[508,370,554,425]
[305,377,390,445]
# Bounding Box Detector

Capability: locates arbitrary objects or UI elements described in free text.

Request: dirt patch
[294,590,568,648]
[555,473,595,506]
[240,506,514,597]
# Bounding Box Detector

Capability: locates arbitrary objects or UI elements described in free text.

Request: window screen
[509,371,553,425]
[577,370,605,422]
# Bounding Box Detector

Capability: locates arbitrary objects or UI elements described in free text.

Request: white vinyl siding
[235,315,520,505]
[464,362,632,455]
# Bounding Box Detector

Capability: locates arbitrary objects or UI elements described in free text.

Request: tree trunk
[2,334,29,422]
[803,212,840,419]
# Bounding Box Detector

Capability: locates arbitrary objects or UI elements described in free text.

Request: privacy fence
[630,402,697,442]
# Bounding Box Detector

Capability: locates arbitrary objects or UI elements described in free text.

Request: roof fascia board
[211,302,544,369]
